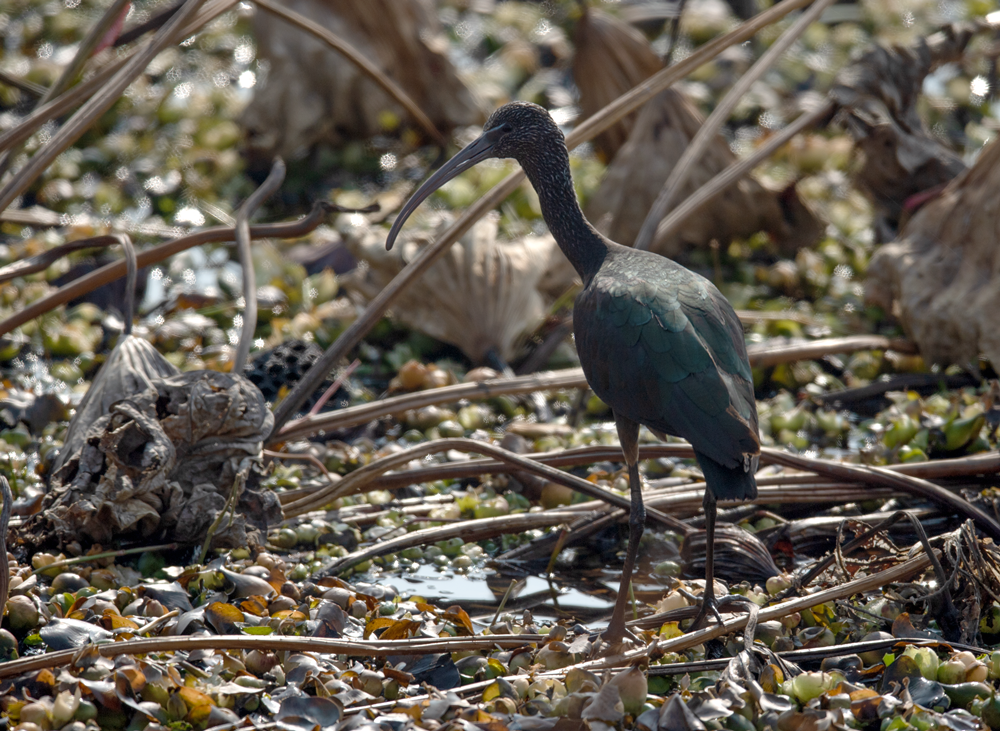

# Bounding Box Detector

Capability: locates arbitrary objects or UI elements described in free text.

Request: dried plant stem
[198,461,251,565]
[232,158,286,373]
[308,359,361,416]
[41,0,132,104]
[252,0,446,146]
[0,235,120,284]
[279,444,999,505]
[0,0,209,213]
[750,335,917,368]
[282,437,689,534]
[765,449,1000,541]
[25,543,180,580]
[0,0,132,175]
[654,100,836,245]
[0,632,547,680]
[0,70,46,97]
[0,201,377,338]
[316,509,585,578]
[0,0,238,157]
[590,550,936,669]
[267,0,820,436]
[275,335,916,442]
[634,0,837,250]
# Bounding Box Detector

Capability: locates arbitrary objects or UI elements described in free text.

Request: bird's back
[573,243,759,500]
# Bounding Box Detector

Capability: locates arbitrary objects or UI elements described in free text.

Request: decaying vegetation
[0,0,999,730]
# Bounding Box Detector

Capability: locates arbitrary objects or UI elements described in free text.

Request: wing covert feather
[574,256,758,470]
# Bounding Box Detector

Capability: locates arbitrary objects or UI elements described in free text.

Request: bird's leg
[691,489,725,630]
[603,415,644,645]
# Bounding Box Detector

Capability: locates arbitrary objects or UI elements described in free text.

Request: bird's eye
[501,124,512,134]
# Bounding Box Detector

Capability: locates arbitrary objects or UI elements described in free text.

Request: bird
[385,101,760,644]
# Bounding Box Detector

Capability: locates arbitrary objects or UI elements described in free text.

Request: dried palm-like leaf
[682,523,780,584]
[864,134,1000,370]
[241,0,482,162]
[572,7,662,161]
[586,89,821,257]
[343,215,572,364]
[831,24,977,234]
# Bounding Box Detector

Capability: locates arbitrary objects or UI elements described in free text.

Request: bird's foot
[599,620,641,650]
[688,594,752,632]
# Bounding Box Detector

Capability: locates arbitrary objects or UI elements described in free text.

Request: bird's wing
[574,265,759,469]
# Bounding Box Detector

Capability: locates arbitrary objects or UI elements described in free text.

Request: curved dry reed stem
[0,70,46,97]
[252,0,446,146]
[281,437,688,533]
[280,443,999,503]
[116,234,136,334]
[41,0,132,104]
[0,202,373,338]
[0,235,120,284]
[634,0,837,250]
[232,158,285,373]
[275,335,916,442]
[0,633,545,680]
[0,0,238,156]
[267,0,820,436]
[0,0,209,213]
[762,448,1000,541]
[576,551,935,670]
[315,509,585,577]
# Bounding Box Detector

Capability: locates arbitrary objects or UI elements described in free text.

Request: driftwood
[27,371,280,550]
[865,133,1000,370]
[241,0,481,163]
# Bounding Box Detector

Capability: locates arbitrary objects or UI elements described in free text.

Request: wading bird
[385,102,759,644]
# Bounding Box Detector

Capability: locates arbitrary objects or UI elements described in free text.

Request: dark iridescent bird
[386,102,760,643]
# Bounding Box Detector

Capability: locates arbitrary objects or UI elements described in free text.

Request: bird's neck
[519,145,607,282]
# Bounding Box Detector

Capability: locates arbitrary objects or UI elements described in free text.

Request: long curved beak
[385,133,497,250]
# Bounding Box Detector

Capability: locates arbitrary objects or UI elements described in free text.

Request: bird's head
[385,102,561,250]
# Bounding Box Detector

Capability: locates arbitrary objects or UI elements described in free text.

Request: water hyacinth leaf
[379,619,421,641]
[217,567,277,599]
[139,582,193,612]
[276,695,342,728]
[39,618,113,650]
[405,653,460,690]
[99,613,139,632]
[658,693,707,730]
[580,682,624,725]
[881,654,923,693]
[364,616,396,639]
[178,686,215,725]
[204,602,245,634]
[441,605,474,635]
[270,609,307,621]
[240,596,269,616]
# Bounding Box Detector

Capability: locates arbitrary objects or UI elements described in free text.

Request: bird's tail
[694,450,758,501]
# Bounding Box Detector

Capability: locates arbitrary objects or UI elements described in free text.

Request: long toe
[600,621,641,649]
[689,593,754,632]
